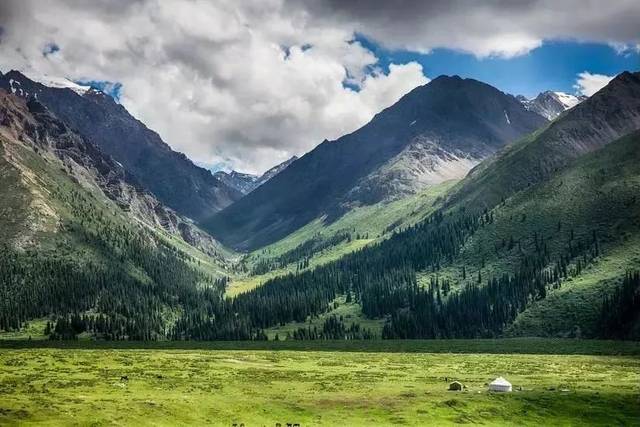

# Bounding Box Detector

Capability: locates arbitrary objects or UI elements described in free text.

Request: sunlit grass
[0,342,637,426]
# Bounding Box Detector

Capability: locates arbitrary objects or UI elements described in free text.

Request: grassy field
[0,340,638,426]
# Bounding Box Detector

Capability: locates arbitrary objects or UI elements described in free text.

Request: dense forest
[3,187,636,341]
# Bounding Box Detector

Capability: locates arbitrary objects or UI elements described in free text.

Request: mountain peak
[431,74,463,83]
[519,90,584,120]
[215,156,299,195]
[206,76,546,250]
[2,70,93,96]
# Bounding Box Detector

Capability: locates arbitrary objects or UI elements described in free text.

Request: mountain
[0,70,242,222]
[230,71,640,340]
[205,75,547,250]
[214,156,298,195]
[454,71,640,210]
[0,88,238,337]
[214,171,260,195]
[518,91,586,120]
[0,89,229,259]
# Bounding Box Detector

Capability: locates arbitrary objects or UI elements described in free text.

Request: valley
[1,3,638,425]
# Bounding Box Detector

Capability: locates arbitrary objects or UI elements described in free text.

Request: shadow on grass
[0,338,639,355]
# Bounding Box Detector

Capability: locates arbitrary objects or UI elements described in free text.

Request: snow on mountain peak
[518,90,585,120]
[551,91,581,109]
[23,72,91,95]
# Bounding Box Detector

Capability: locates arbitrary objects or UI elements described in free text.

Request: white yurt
[488,377,512,392]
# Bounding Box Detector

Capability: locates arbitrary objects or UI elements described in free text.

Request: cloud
[609,42,640,56]
[290,0,640,58]
[0,0,429,174]
[0,0,638,173]
[573,72,615,96]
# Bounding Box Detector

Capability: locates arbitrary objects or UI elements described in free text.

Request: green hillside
[438,130,640,337]
[0,95,238,339]
[218,89,640,340]
[229,180,456,296]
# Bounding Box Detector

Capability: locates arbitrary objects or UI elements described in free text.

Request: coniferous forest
[2,190,637,341]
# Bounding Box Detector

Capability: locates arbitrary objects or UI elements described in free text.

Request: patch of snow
[504,110,511,125]
[409,120,417,126]
[552,91,580,109]
[24,72,91,95]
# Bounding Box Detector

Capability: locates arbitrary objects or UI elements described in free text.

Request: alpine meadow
[0,1,639,426]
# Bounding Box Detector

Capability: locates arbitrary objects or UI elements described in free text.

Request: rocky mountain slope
[206,75,547,250]
[0,89,228,259]
[518,91,586,120]
[214,156,298,195]
[0,70,242,222]
[0,88,239,337]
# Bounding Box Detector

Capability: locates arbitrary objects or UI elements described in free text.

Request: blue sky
[357,36,640,98]
[76,80,123,102]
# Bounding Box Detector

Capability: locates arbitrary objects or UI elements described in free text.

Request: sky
[0,0,638,174]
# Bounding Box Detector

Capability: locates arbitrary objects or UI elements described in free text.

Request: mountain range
[0,70,241,222]
[1,67,638,341]
[236,70,640,339]
[214,156,298,195]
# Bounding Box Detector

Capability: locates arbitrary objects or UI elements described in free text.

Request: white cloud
[573,72,615,97]
[0,0,429,174]
[294,0,640,58]
[0,0,637,173]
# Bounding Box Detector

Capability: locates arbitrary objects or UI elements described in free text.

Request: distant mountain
[214,171,260,195]
[0,70,242,222]
[518,91,586,120]
[214,156,298,195]
[205,75,547,250]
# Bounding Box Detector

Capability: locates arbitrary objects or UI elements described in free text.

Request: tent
[448,381,464,391]
[488,377,512,392]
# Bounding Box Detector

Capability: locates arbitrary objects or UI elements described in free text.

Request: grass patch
[0,319,49,341]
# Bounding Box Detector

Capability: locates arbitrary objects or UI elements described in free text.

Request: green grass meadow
[0,340,638,426]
